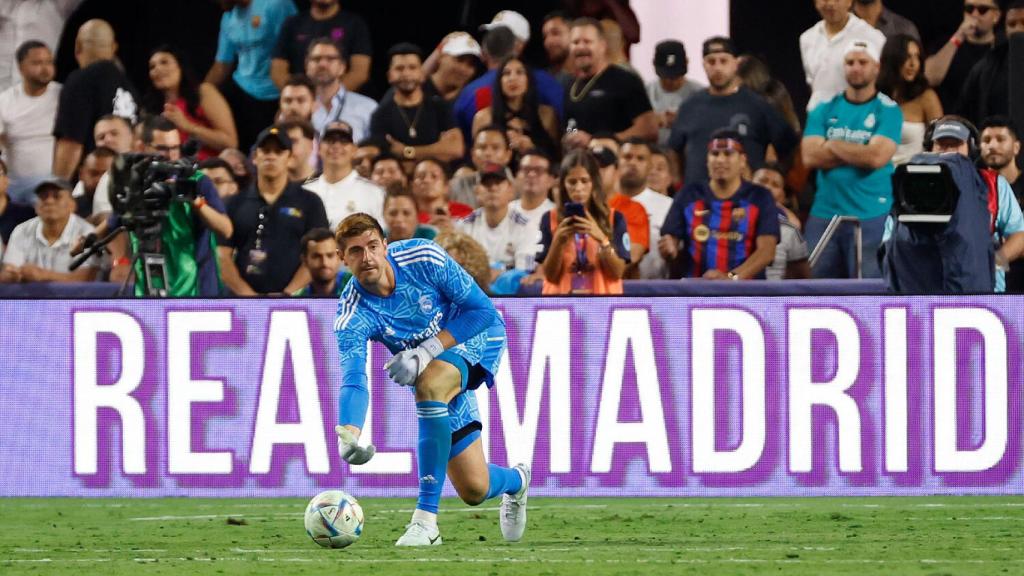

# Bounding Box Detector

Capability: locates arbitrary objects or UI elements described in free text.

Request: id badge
[246,248,268,276]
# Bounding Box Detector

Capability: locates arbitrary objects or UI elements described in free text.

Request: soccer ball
[304,490,364,548]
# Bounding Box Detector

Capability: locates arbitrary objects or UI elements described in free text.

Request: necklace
[395,101,424,139]
[569,68,606,102]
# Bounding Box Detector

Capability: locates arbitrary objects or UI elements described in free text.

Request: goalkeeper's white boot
[395,520,442,546]
[500,463,530,542]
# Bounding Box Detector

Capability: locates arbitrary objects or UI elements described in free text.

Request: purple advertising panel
[0,297,1022,497]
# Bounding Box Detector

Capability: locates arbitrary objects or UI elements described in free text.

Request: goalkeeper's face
[342,229,389,288]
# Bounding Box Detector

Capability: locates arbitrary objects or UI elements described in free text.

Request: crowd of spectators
[0,0,1022,296]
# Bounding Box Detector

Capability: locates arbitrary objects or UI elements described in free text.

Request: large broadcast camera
[882,153,995,293]
[70,151,202,296]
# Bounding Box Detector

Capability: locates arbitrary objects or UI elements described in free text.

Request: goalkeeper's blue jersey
[334,239,506,428]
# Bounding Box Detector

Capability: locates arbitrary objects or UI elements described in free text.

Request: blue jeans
[804,214,887,279]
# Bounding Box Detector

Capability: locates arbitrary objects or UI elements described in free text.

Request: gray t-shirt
[645,77,703,146]
[765,216,809,280]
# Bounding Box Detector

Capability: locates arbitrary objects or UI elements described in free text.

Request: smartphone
[563,202,585,219]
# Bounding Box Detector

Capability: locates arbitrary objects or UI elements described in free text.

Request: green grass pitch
[2,496,1022,575]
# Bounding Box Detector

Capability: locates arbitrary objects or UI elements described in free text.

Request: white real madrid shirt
[304,170,385,232]
[633,188,674,279]
[456,207,538,271]
[3,213,97,272]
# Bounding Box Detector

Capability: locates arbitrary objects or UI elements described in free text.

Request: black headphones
[923,115,981,162]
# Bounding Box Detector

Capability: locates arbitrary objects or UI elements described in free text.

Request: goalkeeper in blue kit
[332,213,530,546]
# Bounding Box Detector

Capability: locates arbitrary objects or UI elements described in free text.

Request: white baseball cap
[843,39,880,63]
[442,32,482,58]
[480,10,531,43]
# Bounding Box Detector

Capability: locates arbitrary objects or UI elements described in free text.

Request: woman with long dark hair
[472,57,559,159]
[878,34,942,165]
[537,149,630,294]
[143,45,237,160]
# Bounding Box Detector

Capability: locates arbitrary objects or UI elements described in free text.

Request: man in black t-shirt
[271,0,372,92]
[924,0,1002,112]
[668,37,798,186]
[51,19,137,181]
[369,43,464,165]
[562,18,656,150]
[218,126,329,295]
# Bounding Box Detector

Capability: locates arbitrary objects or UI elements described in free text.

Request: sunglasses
[964,4,994,15]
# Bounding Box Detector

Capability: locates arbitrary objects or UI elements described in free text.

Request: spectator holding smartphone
[537,149,630,294]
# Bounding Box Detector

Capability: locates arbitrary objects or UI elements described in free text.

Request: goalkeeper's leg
[396,357,461,546]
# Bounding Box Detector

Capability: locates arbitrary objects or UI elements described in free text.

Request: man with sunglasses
[924,0,1003,112]
[958,0,1024,126]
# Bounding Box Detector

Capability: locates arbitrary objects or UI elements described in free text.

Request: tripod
[69,225,169,297]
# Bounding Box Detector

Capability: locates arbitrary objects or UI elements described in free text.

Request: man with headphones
[891,115,1024,292]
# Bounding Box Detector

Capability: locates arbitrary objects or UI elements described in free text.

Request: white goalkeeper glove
[336,425,376,465]
[384,336,444,386]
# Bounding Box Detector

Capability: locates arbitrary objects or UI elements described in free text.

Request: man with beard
[542,11,573,83]
[306,38,377,141]
[370,44,463,164]
[271,0,372,92]
[0,40,60,199]
[277,74,316,123]
[925,0,1002,112]
[957,1,1024,126]
[619,139,673,279]
[802,39,901,279]
[563,18,656,150]
[293,227,350,296]
[426,32,481,103]
[668,37,798,186]
[981,116,1024,291]
[799,0,885,112]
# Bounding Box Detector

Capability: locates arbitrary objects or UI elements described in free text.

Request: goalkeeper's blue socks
[484,463,524,500]
[415,401,451,515]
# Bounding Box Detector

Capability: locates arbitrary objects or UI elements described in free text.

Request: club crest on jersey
[418,295,433,314]
[731,207,746,221]
[864,113,876,129]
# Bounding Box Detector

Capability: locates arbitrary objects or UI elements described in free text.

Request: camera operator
[107,115,233,295]
[884,116,1024,292]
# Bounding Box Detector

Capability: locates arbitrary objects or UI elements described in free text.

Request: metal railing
[808,215,863,279]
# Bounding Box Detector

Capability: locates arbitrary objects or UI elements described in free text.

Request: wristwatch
[403,145,416,159]
[727,271,740,281]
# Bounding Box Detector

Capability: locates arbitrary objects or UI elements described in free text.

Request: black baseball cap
[322,122,354,143]
[702,36,738,58]
[591,146,618,168]
[254,126,293,150]
[654,40,688,78]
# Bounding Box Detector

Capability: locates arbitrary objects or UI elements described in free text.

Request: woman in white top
[878,35,943,165]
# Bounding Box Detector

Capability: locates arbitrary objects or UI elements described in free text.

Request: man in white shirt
[619,139,673,279]
[304,123,385,230]
[799,0,886,111]
[457,163,538,279]
[509,149,555,234]
[306,38,377,142]
[0,0,80,92]
[0,177,97,283]
[0,40,60,202]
